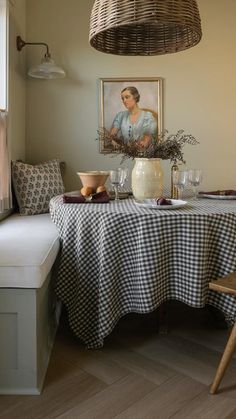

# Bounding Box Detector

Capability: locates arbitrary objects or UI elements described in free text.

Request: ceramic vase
[131,158,164,201]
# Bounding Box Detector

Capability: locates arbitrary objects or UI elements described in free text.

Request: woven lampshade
[89,0,202,56]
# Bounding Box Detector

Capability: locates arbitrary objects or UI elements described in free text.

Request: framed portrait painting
[99,77,163,153]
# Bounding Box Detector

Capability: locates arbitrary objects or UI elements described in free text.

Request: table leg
[157,302,169,334]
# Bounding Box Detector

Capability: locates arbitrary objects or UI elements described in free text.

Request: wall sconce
[16,36,66,79]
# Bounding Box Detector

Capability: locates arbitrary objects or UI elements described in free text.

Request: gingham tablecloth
[50,194,236,348]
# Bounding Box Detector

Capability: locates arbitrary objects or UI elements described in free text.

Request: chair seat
[209,272,236,296]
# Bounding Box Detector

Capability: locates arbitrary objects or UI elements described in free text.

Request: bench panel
[0,272,60,394]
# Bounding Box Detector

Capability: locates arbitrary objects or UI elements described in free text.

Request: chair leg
[210,321,236,394]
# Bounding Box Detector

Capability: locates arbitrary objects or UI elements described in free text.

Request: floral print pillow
[12,159,65,215]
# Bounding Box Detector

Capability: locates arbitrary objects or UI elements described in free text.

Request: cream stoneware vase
[132,158,164,201]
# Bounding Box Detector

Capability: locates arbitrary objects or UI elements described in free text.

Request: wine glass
[110,169,126,200]
[188,169,203,199]
[118,167,129,190]
[172,170,189,199]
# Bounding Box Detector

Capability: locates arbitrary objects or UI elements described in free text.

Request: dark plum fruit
[156,197,172,205]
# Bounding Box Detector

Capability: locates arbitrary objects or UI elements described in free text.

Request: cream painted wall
[25,0,236,191]
[9,0,26,160]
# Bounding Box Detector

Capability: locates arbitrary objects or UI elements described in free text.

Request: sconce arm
[16,36,50,57]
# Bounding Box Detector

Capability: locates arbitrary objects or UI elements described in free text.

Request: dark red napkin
[63,191,110,203]
[199,190,236,196]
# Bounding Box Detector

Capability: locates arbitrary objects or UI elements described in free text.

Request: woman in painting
[110,86,158,147]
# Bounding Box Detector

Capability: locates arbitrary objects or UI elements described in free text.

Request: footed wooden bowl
[77,171,109,191]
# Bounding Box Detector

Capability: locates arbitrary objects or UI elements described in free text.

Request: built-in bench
[0,212,61,395]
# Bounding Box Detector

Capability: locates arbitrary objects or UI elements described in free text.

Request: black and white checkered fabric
[50,195,236,348]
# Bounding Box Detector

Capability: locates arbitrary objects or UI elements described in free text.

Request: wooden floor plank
[118,325,236,392]
[171,391,236,419]
[54,335,130,385]
[56,374,156,419]
[101,341,177,385]
[225,408,236,419]
[114,374,206,419]
[171,325,236,360]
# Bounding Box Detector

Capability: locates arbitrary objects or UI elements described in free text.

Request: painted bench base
[0,270,60,395]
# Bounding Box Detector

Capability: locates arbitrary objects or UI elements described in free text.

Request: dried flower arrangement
[97,128,199,163]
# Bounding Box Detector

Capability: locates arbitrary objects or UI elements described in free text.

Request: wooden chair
[141,108,158,121]
[209,272,236,394]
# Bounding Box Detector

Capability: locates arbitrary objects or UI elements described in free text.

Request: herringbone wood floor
[1,302,236,419]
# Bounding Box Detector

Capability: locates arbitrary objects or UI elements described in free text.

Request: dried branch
[97,128,199,163]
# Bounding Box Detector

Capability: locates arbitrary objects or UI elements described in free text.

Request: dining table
[50,193,236,349]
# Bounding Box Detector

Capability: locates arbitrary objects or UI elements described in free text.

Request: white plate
[199,194,236,200]
[134,199,187,210]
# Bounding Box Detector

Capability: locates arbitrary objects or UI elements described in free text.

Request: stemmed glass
[188,169,203,199]
[109,169,127,200]
[172,170,189,199]
[119,167,129,190]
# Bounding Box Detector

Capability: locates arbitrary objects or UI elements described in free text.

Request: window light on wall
[0,0,8,110]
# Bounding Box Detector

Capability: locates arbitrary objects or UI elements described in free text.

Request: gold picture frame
[99,77,163,154]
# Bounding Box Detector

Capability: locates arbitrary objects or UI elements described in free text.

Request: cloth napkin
[199,190,236,196]
[63,191,110,204]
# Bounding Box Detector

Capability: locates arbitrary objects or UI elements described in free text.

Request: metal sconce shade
[16,36,65,79]
[89,0,202,56]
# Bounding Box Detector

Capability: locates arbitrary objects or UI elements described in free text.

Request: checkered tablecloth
[50,194,236,348]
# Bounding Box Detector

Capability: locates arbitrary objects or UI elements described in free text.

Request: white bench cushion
[0,213,60,288]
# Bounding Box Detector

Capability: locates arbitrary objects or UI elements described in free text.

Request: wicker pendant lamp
[89,0,202,56]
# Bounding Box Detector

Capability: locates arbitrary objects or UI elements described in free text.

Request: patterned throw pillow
[12,159,65,215]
